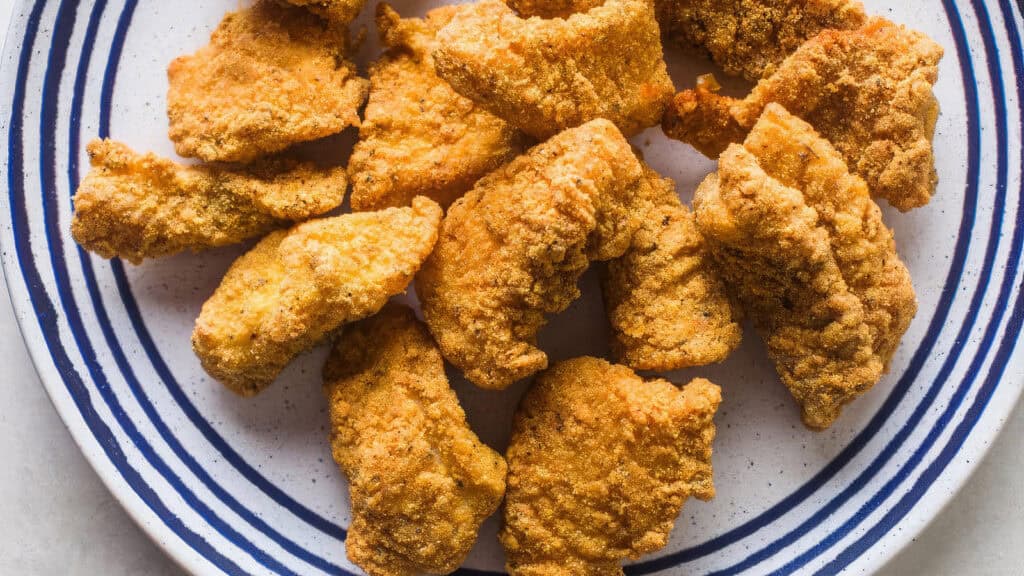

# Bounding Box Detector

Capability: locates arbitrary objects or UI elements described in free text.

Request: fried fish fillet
[416,120,643,390]
[600,165,742,371]
[500,357,720,575]
[694,104,916,429]
[432,0,674,140]
[348,4,528,212]
[167,0,369,163]
[285,0,366,24]
[70,139,346,264]
[324,303,506,576]
[193,197,442,396]
[656,0,866,81]
[664,18,944,211]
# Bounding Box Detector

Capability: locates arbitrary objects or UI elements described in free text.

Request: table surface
[1,1,1021,574]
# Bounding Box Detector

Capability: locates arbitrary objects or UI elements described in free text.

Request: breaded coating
[694,105,916,430]
[432,0,674,140]
[193,197,442,396]
[655,0,866,81]
[70,139,346,264]
[285,0,366,24]
[500,357,721,576]
[348,4,528,212]
[416,120,643,390]
[167,1,369,163]
[324,304,506,576]
[600,165,742,371]
[504,0,603,18]
[664,18,944,211]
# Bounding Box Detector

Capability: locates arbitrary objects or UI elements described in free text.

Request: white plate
[2,1,1022,574]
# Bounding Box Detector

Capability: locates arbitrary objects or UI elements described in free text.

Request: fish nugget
[694,104,915,429]
[601,165,742,371]
[70,139,346,264]
[664,18,944,211]
[167,1,369,163]
[348,4,528,212]
[193,197,442,396]
[432,0,674,140]
[416,120,643,390]
[501,357,721,576]
[324,303,506,576]
[285,0,366,24]
[656,0,866,81]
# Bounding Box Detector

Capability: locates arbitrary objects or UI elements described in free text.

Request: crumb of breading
[323,303,506,576]
[285,0,366,24]
[415,120,643,390]
[167,0,369,163]
[348,3,528,212]
[665,18,944,211]
[192,197,441,396]
[500,357,720,575]
[70,139,346,264]
[601,165,743,371]
[655,0,867,81]
[432,0,674,140]
[694,104,916,430]
[504,0,603,18]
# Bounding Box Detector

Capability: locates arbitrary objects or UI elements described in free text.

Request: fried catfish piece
[285,0,366,24]
[655,0,866,81]
[324,304,507,576]
[694,104,916,429]
[416,120,643,390]
[348,4,528,212]
[193,197,442,396]
[432,0,674,140]
[167,1,369,163]
[500,357,720,575]
[70,139,346,264]
[601,165,742,371]
[664,18,944,211]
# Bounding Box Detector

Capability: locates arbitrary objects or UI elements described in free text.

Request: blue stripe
[5,1,246,573]
[627,3,988,572]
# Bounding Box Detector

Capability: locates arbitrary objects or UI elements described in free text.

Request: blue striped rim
[0,1,1018,575]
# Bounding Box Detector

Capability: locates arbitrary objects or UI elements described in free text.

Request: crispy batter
[655,0,866,81]
[432,0,674,140]
[504,0,603,18]
[601,165,742,371]
[500,357,720,575]
[70,139,346,264]
[193,197,442,396]
[694,104,916,429]
[285,0,366,24]
[664,18,944,211]
[323,304,506,576]
[167,0,368,163]
[348,4,528,212]
[416,120,643,390]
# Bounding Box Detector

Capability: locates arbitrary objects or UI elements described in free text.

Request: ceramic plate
[2,0,1023,574]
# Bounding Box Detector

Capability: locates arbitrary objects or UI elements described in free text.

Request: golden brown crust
[167,1,368,163]
[601,165,743,371]
[500,357,720,575]
[70,139,346,264]
[192,198,442,395]
[694,105,915,429]
[664,18,944,211]
[285,0,366,24]
[655,0,867,81]
[323,304,506,576]
[504,0,604,18]
[432,0,674,140]
[348,4,528,212]
[415,120,643,390]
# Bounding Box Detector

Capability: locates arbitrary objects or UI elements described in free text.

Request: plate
[2,1,1023,574]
